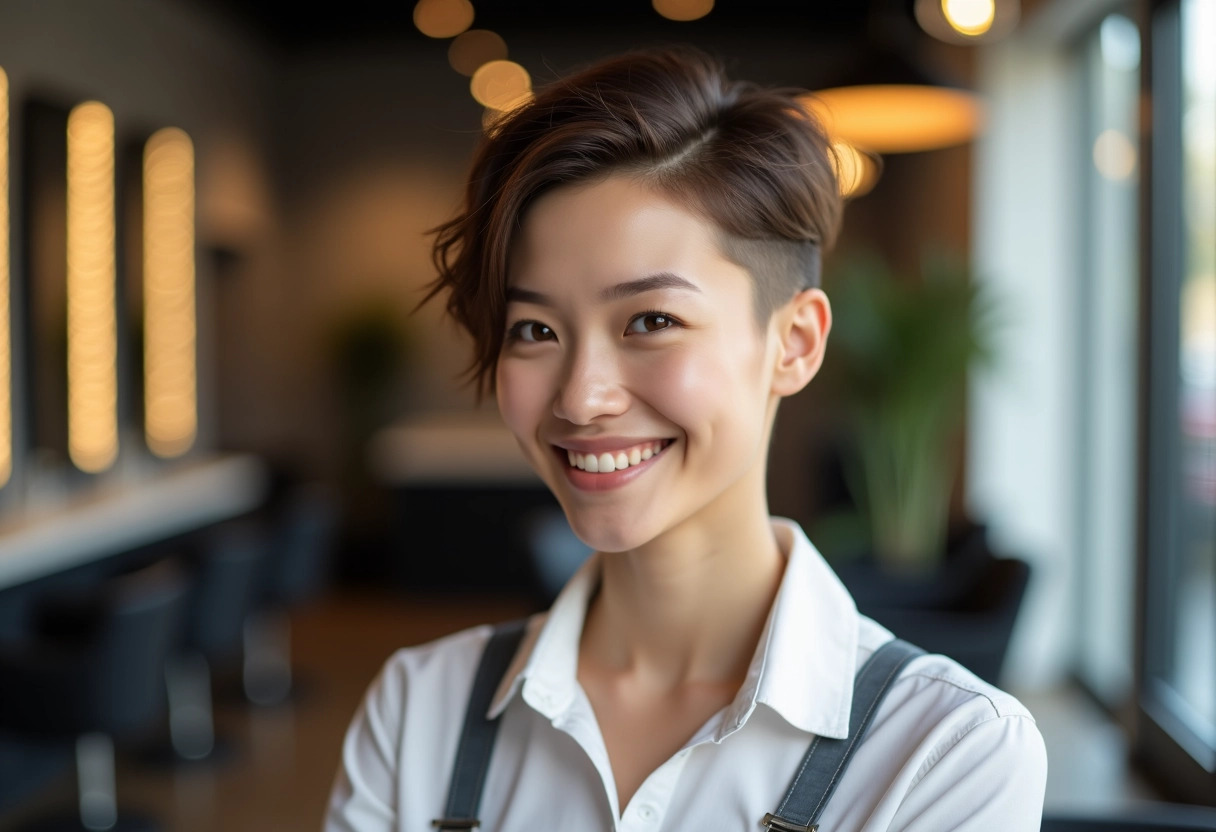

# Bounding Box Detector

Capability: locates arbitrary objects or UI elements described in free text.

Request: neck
[579,479,785,691]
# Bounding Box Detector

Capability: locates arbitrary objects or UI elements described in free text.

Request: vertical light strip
[66,101,118,473]
[143,127,196,458]
[0,68,10,487]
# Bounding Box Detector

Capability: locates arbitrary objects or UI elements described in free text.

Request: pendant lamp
[800,12,983,155]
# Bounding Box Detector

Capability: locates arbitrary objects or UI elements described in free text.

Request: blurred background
[0,0,1212,828]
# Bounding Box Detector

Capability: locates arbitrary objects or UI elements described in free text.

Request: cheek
[496,359,551,441]
[635,339,768,441]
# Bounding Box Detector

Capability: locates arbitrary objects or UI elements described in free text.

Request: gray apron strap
[762,638,925,832]
[432,619,528,831]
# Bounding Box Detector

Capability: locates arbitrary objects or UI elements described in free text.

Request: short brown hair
[428,46,843,395]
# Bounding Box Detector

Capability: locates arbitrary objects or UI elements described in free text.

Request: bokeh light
[1093,128,1137,181]
[652,0,714,22]
[471,59,531,111]
[413,0,474,39]
[801,86,981,154]
[831,141,882,199]
[449,29,508,77]
[942,0,995,36]
[143,127,197,459]
[66,101,119,474]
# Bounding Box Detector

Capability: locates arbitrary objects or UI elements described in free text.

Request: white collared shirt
[325,519,1047,831]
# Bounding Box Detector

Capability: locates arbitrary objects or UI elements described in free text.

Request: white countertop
[0,453,270,590]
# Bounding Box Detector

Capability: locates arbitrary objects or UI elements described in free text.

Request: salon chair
[0,557,189,831]
[160,520,268,761]
[1042,802,1216,831]
[242,480,338,705]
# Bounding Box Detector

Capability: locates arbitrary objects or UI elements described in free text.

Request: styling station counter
[369,413,558,594]
[0,453,269,606]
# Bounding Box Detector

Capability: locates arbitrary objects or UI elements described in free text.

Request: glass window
[1140,0,1216,795]
[1076,10,1141,709]
[1166,0,1215,750]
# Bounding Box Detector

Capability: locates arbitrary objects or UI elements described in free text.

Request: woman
[326,47,1047,831]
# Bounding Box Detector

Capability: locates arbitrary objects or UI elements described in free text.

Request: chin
[561,508,657,554]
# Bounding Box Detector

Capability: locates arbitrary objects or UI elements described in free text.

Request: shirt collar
[488,518,859,741]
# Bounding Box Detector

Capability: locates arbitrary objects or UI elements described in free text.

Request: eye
[625,311,678,335]
[508,320,556,343]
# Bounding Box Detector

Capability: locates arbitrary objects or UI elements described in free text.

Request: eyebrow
[505,272,702,306]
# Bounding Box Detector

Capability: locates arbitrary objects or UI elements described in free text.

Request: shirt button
[636,803,659,822]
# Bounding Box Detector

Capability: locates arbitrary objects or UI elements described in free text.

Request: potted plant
[326,298,414,583]
[815,249,1030,685]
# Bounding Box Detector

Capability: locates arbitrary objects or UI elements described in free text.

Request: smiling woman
[325,46,1047,832]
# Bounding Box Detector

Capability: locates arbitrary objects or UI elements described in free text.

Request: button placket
[619,745,691,831]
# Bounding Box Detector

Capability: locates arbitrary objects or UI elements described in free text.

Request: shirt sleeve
[888,713,1048,831]
[323,656,408,832]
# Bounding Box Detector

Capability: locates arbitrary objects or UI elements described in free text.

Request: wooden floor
[0,588,538,832]
[1,588,1161,830]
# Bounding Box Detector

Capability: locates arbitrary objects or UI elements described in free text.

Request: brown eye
[511,321,556,342]
[626,313,675,334]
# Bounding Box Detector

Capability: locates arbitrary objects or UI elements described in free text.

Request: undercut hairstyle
[427,46,844,395]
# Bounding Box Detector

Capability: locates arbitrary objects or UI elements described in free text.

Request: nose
[552,343,629,425]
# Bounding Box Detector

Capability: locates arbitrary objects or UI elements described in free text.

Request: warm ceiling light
[652,0,713,22]
[801,85,981,154]
[66,100,119,474]
[413,0,474,39]
[1093,128,1137,181]
[0,68,9,488]
[831,141,882,199]
[471,59,531,111]
[449,29,508,77]
[942,0,995,35]
[915,0,1018,43]
[143,127,197,459]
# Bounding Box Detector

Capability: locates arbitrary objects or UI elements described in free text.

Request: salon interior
[0,0,1212,828]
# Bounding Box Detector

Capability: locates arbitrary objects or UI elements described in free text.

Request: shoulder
[370,616,538,710]
[856,615,1045,785]
[858,614,1035,720]
[326,619,541,829]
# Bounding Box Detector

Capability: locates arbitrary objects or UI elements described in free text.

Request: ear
[770,288,831,398]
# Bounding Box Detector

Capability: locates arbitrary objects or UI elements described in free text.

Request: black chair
[0,558,189,831]
[1042,803,1216,831]
[162,520,268,761]
[242,481,338,705]
[843,550,1031,686]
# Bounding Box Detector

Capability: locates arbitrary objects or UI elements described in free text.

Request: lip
[551,439,674,493]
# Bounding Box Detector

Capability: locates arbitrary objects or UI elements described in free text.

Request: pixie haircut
[428,46,843,395]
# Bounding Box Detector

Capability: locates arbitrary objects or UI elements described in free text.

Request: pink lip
[551,440,673,492]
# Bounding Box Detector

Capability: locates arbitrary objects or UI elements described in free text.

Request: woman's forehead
[506,176,740,296]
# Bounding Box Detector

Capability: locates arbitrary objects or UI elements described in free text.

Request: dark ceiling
[191,0,918,51]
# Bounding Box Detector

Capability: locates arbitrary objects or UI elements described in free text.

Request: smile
[564,439,672,473]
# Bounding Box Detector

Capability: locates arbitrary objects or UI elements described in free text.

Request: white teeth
[565,440,668,473]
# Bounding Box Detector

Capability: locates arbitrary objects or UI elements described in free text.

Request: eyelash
[626,309,682,334]
[504,310,683,343]
[505,320,554,343]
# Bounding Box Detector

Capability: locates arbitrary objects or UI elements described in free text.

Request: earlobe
[771,288,831,398]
